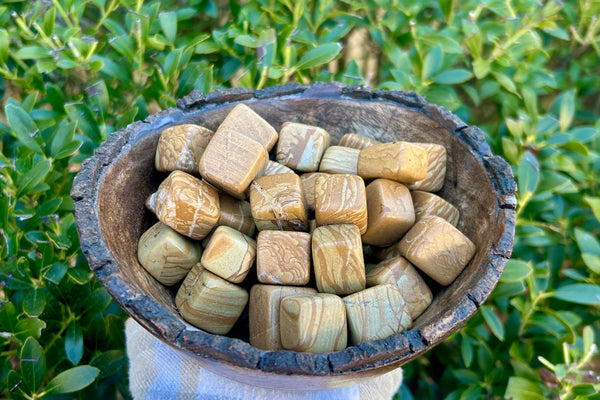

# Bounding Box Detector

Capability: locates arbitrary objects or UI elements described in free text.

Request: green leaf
[234,34,257,48]
[17,159,52,197]
[584,196,600,222]
[65,320,83,365]
[257,29,276,69]
[551,284,600,305]
[492,71,518,96]
[0,29,8,64]
[159,12,177,44]
[14,46,51,60]
[90,350,127,379]
[574,228,600,255]
[472,58,489,79]
[583,325,595,354]
[434,69,473,84]
[572,384,597,396]
[517,151,539,198]
[45,366,99,394]
[44,262,68,284]
[14,318,46,342]
[65,102,102,144]
[500,259,532,282]
[481,306,504,340]
[5,103,43,153]
[20,337,45,393]
[505,377,546,400]
[559,90,575,132]
[422,45,443,79]
[294,42,342,71]
[23,288,47,317]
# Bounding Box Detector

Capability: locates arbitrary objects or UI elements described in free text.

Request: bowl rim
[71,82,517,377]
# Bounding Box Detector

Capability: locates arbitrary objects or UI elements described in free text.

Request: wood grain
[407,143,447,192]
[338,133,380,150]
[314,174,368,234]
[319,146,359,175]
[201,226,256,284]
[217,193,256,237]
[411,191,460,226]
[155,124,213,173]
[256,230,311,285]
[275,122,330,172]
[357,142,428,183]
[216,104,278,151]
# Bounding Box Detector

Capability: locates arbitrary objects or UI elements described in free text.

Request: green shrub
[0,0,598,398]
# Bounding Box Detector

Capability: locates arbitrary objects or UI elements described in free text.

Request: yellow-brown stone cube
[366,257,432,319]
[249,173,308,231]
[263,160,295,176]
[319,146,360,175]
[137,222,201,286]
[411,191,460,226]
[199,128,267,199]
[249,285,317,351]
[315,174,368,234]
[275,122,330,172]
[155,124,214,173]
[256,231,311,285]
[201,226,256,284]
[399,216,476,286]
[361,179,415,246]
[175,265,248,335]
[312,224,365,295]
[216,104,278,151]
[407,143,447,192]
[343,284,412,345]
[338,133,380,150]
[216,193,255,236]
[300,172,329,214]
[154,170,220,240]
[357,142,428,183]
[280,294,347,353]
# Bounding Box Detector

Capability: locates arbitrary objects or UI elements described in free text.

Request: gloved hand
[126,319,403,400]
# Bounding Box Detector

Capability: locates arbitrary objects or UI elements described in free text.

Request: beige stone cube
[300,172,329,214]
[216,193,256,237]
[263,160,295,176]
[411,191,460,226]
[154,171,220,240]
[275,122,330,172]
[315,174,368,234]
[155,124,214,173]
[319,146,360,175]
[358,142,428,183]
[280,294,347,353]
[407,143,447,192]
[312,224,365,295]
[201,226,256,284]
[256,231,311,285]
[216,104,278,151]
[338,133,380,150]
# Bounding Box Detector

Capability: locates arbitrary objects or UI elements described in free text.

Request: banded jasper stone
[249,173,308,231]
[312,224,365,295]
[338,133,380,150]
[249,285,317,351]
[280,293,347,353]
[315,174,368,234]
[201,226,256,284]
[319,146,360,175]
[175,264,248,335]
[357,142,428,183]
[198,128,267,199]
[154,171,220,240]
[216,104,278,151]
[343,284,412,345]
[399,216,476,286]
[155,124,213,173]
[361,179,415,246]
[407,143,447,192]
[263,160,295,176]
[256,231,311,285]
[411,191,460,226]
[217,193,256,237]
[300,172,329,214]
[137,222,201,286]
[275,122,330,172]
[366,257,432,319]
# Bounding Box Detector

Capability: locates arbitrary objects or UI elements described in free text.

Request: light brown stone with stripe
[411,191,460,226]
[319,146,360,175]
[216,104,278,151]
[315,174,368,234]
[201,226,256,284]
[263,160,295,176]
[300,172,329,213]
[357,142,428,183]
[256,231,311,285]
[276,122,330,172]
[407,143,447,192]
[217,193,256,237]
[155,124,214,173]
[338,133,380,150]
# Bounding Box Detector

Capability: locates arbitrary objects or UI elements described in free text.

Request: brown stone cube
[358,142,428,183]
[315,174,368,234]
[338,133,380,150]
[155,124,214,173]
[300,172,329,214]
[319,146,360,175]
[407,143,447,192]
[275,122,330,172]
[201,226,256,284]
[411,191,460,226]
[216,104,278,151]
[216,193,256,237]
[256,231,311,285]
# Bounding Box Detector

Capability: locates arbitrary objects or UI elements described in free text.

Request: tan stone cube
[216,104,278,151]
[263,160,295,176]
[361,179,415,246]
[249,285,317,351]
[411,191,460,226]
[312,224,365,295]
[343,284,412,345]
[175,265,248,335]
[315,174,368,234]
[137,222,201,286]
[280,294,347,353]
[256,231,311,285]
[199,128,268,199]
[319,146,360,175]
[154,171,220,240]
[155,124,214,173]
[407,143,447,192]
[338,133,380,150]
[249,174,308,231]
[217,193,255,236]
[358,142,428,183]
[366,257,432,319]
[201,226,256,284]
[399,216,476,285]
[275,122,330,172]
[300,172,329,213]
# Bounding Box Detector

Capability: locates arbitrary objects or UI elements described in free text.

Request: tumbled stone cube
[407,143,447,192]
[275,122,330,172]
[315,174,368,234]
[216,104,278,151]
[216,193,256,237]
[256,230,311,285]
[155,124,214,173]
[201,226,256,284]
[411,191,460,226]
[338,133,380,150]
[358,142,428,183]
[319,146,360,175]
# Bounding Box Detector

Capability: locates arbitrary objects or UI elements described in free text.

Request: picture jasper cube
[411,191,460,226]
[201,226,256,284]
[361,179,415,246]
[216,104,278,151]
[366,257,432,319]
[216,193,256,237]
[300,172,329,214]
[199,128,268,199]
[155,124,214,173]
[319,146,360,175]
[256,231,311,285]
[263,160,295,176]
[338,133,380,150]
[343,284,412,345]
[312,224,365,295]
[249,285,317,351]
[137,222,201,286]
[154,170,220,240]
[315,174,368,234]
[399,216,476,286]
[406,143,447,192]
[280,293,347,353]
[275,122,330,172]
[357,142,428,183]
[175,264,248,335]
[249,173,308,231]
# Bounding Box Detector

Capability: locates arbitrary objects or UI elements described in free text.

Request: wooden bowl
[72,83,516,390]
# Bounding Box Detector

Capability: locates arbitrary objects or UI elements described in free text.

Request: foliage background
[1,0,599,398]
